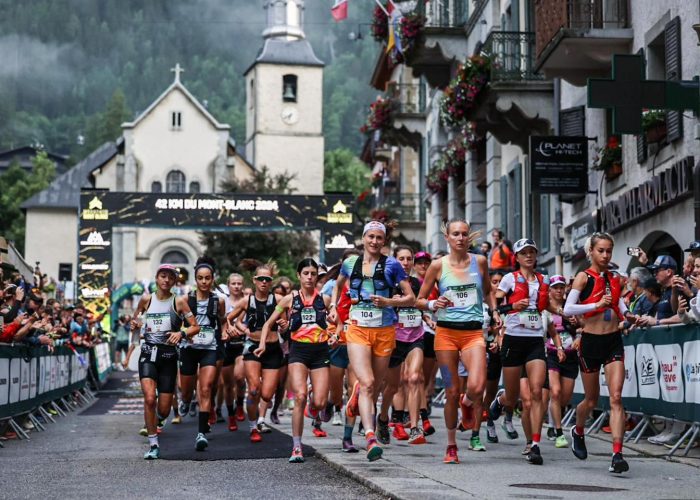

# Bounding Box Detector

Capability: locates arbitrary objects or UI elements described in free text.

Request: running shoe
[235,405,245,421]
[332,410,343,426]
[547,427,556,440]
[258,421,272,433]
[342,438,359,453]
[422,418,436,436]
[289,446,305,463]
[527,444,543,465]
[156,418,165,434]
[346,381,360,419]
[602,425,612,434]
[488,392,504,422]
[443,445,459,464]
[189,401,198,417]
[366,438,383,462]
[47,407,58,416]
[377,418,391,445]
[195,432,209,451]
[208,411,216,428]
[609,452,629,473]
[408,427,426,445]
[312,426,328,438]
[139,427,148,437]
[171,415,182,425]
[501,420,518,440]
[250,428,262,443]
[143,445,160,460]
[570,427,588,460]
[270,412,281,425]
[555,434,568,448]
[228,416,238,432]
[320,403,334,423]
[486,424,499,443]
[521,443,532,455]
[469,436,486,452]
[178,400,188,417]
[392,423,409,441]
[460,394,475,430]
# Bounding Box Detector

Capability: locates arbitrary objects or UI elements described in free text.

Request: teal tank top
[436,255,484,325]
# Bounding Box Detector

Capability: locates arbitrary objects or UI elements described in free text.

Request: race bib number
[301,307,316,325]
[446,284,477,308]
[193,326,216,346]
[145,313,171,334]
[519,309,542,330]
[350,304,383,327]
[398,308,422,328]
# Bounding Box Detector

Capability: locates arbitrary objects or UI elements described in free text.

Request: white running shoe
[332,410,343,426]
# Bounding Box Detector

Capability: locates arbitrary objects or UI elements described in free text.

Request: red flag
[331,0,348,22]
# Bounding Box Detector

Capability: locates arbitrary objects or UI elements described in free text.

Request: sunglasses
[254,276,273,283]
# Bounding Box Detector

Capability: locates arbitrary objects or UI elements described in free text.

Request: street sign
[530,136,588,194]
[588,54,699,134]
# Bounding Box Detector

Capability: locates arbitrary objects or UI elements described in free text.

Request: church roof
[244,38,324,75]
[21,142,118,211]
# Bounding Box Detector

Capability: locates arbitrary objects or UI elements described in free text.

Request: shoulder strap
[187,293,197,316]
[373,255,388,281]
[350,254,363,280]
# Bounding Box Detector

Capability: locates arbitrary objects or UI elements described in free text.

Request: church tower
[245,0,325,195]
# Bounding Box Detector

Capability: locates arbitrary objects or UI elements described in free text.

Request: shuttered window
[636,48,648,162]
[559,106,585,137]
[665,16,682,142]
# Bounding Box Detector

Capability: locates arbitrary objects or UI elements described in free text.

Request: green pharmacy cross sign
[588,54,699,134]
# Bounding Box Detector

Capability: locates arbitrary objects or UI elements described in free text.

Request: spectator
[113,315,131,370]
[685,240,700,260]
[627,267,654,316]
[480,240,492,257]
[488,229,513,271]
[678,256,700,324]
[638,256,681,327]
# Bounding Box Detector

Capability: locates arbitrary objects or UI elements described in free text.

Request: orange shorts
[435,327,485,353]
[346,325,396,357]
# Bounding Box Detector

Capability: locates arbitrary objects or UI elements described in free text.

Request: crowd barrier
[90,342,112,387]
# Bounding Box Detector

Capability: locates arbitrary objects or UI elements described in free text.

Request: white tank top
[143,294,177,345]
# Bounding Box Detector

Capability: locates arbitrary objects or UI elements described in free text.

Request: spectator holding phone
[637,256,681,327]
[678,256,700,324]
[488,229,513,271]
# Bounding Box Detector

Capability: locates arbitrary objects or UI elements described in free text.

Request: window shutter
[559,106,585,137]
[500,176,508,234]
[665,16,682,142]
[636,133,647,163]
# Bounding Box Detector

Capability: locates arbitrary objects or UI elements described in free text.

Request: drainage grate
[510,484,628,493]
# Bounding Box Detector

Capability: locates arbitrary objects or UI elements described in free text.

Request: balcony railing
[482,31,543,82]
[388,83,426,115]
[370,192,426,223]
[415,0,468,28]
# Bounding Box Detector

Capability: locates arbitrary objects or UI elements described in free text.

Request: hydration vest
[349,254,389,300]
[507,271,549,313]
[288,290,328,332]
[579,269,623,320]
[187,292,220,333]
[246,293,277,331]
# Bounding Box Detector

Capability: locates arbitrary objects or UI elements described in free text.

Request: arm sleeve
[563,289,597,316]
[618,298,629,316]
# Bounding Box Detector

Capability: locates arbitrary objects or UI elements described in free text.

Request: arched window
[161,250,189,265]
[189,181,200,193]
[283,74,297,102]
[166,170,186,193]
[151,181,163,193]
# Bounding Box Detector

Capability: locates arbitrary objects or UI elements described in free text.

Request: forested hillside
[0,0,380,161]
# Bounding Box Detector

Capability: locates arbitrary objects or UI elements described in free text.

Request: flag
[385,1,403,54]
[331,0,348,22]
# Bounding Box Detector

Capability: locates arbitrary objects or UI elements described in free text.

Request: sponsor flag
[331,0,349,22]
[386,0,403,55]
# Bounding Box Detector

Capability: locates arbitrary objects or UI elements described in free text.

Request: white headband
[363,221,386,236]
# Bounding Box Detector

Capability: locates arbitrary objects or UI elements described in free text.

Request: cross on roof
[171,63,184,83]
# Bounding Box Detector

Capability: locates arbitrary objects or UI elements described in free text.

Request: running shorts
[389,338,424,369]
[546,350,580,380]
[578,331,624,374]
[243,340,284,370]
[346,325,395,357]
[179,348,218,376]
[138,343,178,393]
[486,349,502,381]
[520,364,550,390]
[223,343,244,367]
[288,341,330,370]
[329,345,350,369]
[435,327,485,353]
[423,333,436,359]
[115,341,129,353]
[500,335,546,367]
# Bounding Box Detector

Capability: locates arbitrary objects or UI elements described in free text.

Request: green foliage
[323,148,371,196]
[0,152,56,252]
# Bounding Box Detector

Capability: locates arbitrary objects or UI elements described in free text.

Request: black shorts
[223,343,244,367]
[179,348,218,376]
[547,350,580,380]
[423,333,436,359]
[288,341,330,370]
[389,338,424,369]
[115,341,129,352]
[486,348,502,381]
[216,342,225,362]
[500,335,546,368]
[243,340,284,370]
[329,345,349,369]
[579,332,624,374]
[520,364,550,391]
[138,344,178,394]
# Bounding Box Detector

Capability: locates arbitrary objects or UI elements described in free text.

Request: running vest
[579,269,623,320]
[349,254,390,300]
[246,293,277,333]
[288,290,328,343]
[437,255,484,324]
[186,292,219,350]
[143,294,180,345]
[507,271,550,313]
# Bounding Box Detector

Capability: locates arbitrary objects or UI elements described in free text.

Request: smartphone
[626,247,641,257]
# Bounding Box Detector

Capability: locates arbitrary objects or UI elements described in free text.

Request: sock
[335,404,341,412]
[365,430,376,442]
[505,409,513,422]
[236,396,244,407]
[487,418,494,426]
[556,428,563,437]
[420,408,429,421]
[226,404,235,417]
[249,419,257,431]
[575,425,584,436]
[447,427,457,446]
[471,430,479,439]
[326,402,334,414]
[199,412,210,434]
[532,433,541,446]
[613,440,623,454]
[293,436,302,448]
[391,408,401,423]
[157,412,168,422]
[527,439,533,445]
[257,416,264,425]
[343,425,354,440]
[148,434,159,447]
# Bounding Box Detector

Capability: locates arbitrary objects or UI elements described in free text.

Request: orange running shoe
[208,410,217,428]
[346,381,360,419]
[392,423,409,440]
[250,428,262,443]
[443,444,459,464]
[235,405,245,421]
[422,418,436,436]
[228,416,238,432]
[312,426,328,437]
[460,394,475,430]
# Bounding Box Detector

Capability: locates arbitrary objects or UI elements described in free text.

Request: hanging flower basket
[604,162,623,181]
[642,109,666,143]
[371,6,389,41]
[593,136,622,180]
[439,56,491,129]
[360,96,396,134]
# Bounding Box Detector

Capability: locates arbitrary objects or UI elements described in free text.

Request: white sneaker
[658,433,681,445]
[648,430,671,444]
[332,410,343,426]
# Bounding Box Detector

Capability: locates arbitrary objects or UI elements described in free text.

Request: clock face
[281,107,299,125]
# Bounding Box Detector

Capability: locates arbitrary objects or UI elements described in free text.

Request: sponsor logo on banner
[81,287,109,299]
[655,344,684,403]
[636,343,659,399]
[19,360,30,401]
[622,345,637,398]
[9,358,20,403]
[327,200,353,223]
[81,263,110,271]
[683,340,700,404]
[82,196,109,220]
[325,234,354,249]
[80,231,111,247]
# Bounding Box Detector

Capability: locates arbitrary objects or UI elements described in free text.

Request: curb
[587,431,700,469]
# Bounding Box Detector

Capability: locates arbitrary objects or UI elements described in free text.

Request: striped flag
[331,0,349,22]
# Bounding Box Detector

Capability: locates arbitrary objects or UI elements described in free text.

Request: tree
[199,166,317,281]
[324,148,371,196]
[0,152,56,253]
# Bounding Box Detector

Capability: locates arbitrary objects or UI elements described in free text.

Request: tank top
[143,294,179,346]
[437,255,484,326]
[187,297,217,351]
[289,290,328,343]
[395,276,424,343]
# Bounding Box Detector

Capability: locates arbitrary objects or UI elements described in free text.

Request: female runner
[257,258,331,462]
[414,251,437,436]
[564,233,638,473]
[416,219,500,464]
[219,273,247,430]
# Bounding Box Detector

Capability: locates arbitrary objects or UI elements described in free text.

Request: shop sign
[530,136,588,193]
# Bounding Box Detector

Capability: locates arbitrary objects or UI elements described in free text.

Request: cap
[684,241,700,252]
[414,251,432,262]
[647,255,678,272]
[318,263,328,276]
[513,238,538,254]
[550,275,566,287]
[156,264,179,277]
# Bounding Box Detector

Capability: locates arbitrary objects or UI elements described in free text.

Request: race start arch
[78,190,355,315]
